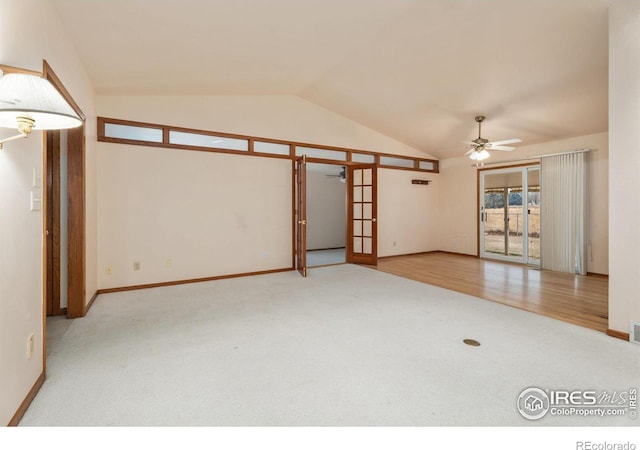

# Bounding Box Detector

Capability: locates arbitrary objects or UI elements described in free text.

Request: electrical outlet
[106,265,113,275]
[26,333,34,359]
[133,261,141,271]
[263,250,269,258]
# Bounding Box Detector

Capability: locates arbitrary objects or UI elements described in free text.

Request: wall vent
[630,321,640,344]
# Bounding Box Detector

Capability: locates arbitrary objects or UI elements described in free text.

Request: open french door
[347,165,377,265]
[295,155,307,277]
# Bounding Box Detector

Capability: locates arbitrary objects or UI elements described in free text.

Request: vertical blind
[540,151,589,275]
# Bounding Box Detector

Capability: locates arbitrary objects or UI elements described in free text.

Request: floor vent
[631,321,640,344]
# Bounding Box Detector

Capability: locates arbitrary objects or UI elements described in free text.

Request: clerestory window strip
[97,117,439,173]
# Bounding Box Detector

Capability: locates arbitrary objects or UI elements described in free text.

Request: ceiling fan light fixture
[463,115,521,160]
[469,149,490,161]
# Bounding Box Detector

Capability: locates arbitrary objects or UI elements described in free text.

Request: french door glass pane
[363,237,372,254]
[354,237,362,253]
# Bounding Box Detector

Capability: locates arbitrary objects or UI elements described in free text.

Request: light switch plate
[30,191,42,211]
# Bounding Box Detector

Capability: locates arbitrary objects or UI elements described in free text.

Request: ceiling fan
[463,115,522,161]
[326,166,346,183]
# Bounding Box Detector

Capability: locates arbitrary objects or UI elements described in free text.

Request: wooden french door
[347,165,377,265]
[295,156,307,277]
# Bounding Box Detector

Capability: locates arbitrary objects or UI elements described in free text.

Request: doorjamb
[42,60,87,322]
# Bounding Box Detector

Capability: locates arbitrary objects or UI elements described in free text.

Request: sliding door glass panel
[507,183,524,257]
[527,168,541,264]
[481,170,524,262]
[480,167,539,265]
[483,183,506,256]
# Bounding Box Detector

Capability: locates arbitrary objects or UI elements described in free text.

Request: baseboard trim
[84,291,99,315]
[308,247,346,252]
[587,272,609,279]
[8,371,45,426]
[97,267,294,295]
[607,329,630,341]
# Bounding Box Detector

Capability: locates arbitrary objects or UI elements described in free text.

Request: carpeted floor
[20,264,639,426]
[307,248,346,267]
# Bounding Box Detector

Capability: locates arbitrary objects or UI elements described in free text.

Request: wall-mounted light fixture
[0,68,82,149]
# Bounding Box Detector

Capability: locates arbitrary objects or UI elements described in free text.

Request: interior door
[295,155,307,277]
[347,165,377,265]
[45,130,61,316]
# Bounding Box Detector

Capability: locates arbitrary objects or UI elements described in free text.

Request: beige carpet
[20,264,639,427]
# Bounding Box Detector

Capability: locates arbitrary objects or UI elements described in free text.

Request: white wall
[97,95,432,287]
[306,168,346,250]
[378,169,441,257]
[97,145,291,289]
[438,132,609,275]
[0,0,97,425]
[609,0,640,334]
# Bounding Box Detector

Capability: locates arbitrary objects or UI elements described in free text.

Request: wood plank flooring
[373,252,608,333]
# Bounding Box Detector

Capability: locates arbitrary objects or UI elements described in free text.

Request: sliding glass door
[480,166,540,265]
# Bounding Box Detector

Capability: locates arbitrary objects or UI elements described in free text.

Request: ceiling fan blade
[490,146,516,151]
[464,148,476,156]
[489,138,522,146]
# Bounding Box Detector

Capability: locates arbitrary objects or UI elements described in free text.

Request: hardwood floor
[373,252,608,333]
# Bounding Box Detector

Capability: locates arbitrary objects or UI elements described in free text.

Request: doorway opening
[479,165,540,265]
[306,163,347,267]
[45,129,69,316]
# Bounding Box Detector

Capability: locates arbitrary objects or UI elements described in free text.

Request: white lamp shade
[470,149,490,161]
[0,72,82,130]
[477,149,490,160]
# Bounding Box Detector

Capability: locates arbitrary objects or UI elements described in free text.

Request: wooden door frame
[45,130,62,316]
[43,60,86,319]
[295,155,307,277]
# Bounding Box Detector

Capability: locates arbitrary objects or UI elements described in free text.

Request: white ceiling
[53,0,611,159]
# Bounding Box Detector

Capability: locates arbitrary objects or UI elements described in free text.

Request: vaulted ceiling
[53,0,611,159]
